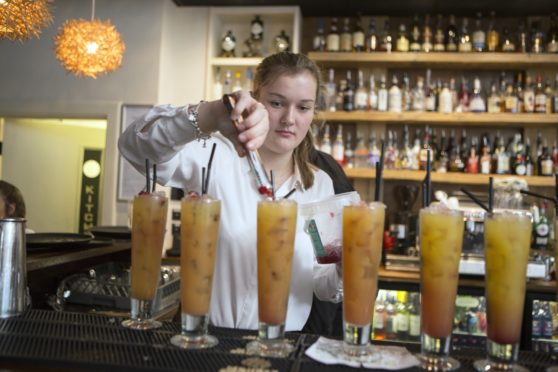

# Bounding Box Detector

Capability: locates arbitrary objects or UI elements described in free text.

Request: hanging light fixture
[0,0,53,41]
[53,0,125,79]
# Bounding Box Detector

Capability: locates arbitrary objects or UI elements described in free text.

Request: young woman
[119,52,341,331]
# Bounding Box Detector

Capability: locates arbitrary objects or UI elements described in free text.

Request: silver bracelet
[186,101,211,147]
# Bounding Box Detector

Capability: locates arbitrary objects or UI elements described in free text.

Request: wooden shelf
[317,111,558,126]
[209,57,262,67]
[308,52,558,68]
[344,168,556,187]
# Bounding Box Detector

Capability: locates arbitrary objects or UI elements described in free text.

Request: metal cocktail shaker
[0,218,29,318]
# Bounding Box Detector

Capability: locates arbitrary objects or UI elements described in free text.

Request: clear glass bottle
[313,20,326,51]
[472,12,486,52]
[325,68,337,112]
[470,77,486,112]
[344,132,355,168]
[456,77,470,112]
[411,76,426,111]
[534,75,547,113]
[487,82,502,113]
[388,75,402,113]
[487,11,499,52]
[438,81,453,113]
[340,17,352,52]
[504,82,518,113]
[368,132,381,167]
[332,126,345,165]
[377,75,389,112]
[354,136,369,168]
[523,75,535,113]
[369,75,378,111]
[401,74,412,111]
[355,69,368,111]
[458,17,472,52]
[326,18,340,52]
[424,69,436,112]
[446,14,459,51]
[320,124,332,155]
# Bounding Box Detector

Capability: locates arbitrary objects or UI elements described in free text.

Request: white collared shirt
[118,104,341,330]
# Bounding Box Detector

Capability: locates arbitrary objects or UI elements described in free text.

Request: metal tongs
[222,94,273,197]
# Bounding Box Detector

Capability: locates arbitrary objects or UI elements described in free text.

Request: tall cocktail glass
[122,192,168,330]
[342,202,385,357]
[418,205,464,370]
[171,194,220,349]
[246,199,297,358]
[474,210,531,372]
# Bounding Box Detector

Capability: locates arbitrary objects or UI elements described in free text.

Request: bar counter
[0,309,555,372]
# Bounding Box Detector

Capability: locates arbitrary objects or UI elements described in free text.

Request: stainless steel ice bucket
[0,218,29,318]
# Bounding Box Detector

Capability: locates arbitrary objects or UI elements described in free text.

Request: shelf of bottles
[532,299,558,354]
[318,111,558,126]
[343,168,556,187]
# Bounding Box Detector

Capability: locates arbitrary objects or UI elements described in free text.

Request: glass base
[246,338,294,358]
[417,353,460,371]
[473,359,529,372]
[170,334,218,349]
[121,318,161,330]
[343,321,372,357]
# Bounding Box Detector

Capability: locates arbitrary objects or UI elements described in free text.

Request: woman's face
[258,71,317,156]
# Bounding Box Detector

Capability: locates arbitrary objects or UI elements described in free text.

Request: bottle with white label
[332,126,345,165]
[355,70,368,111]
[325,69,337,112]
[388,75,402,113]
[438,82,453,113]
[326,18,340,52]
[377,75,389,112]
[470,77,486,113]
[369,75,378,111]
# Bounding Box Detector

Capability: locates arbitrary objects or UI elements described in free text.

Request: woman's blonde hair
[252,51,322,190]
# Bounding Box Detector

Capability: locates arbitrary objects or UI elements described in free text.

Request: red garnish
[258,186,273,197]
[317,243,342,264]
[138,190,150,195]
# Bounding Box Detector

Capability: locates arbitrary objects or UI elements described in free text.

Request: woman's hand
[199,90,269,157]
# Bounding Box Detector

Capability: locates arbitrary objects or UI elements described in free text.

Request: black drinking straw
[422,180,428,208]
[555,174,558,216]
[519,189,558,216]
[488,176,494,214]
[145,159,151,193]
[425,150,432,206]
[203,143,217,195]
[201,167,206,195]
[374,140,385,202]
[152,164,157,193]
[460,188,490,212]
[283,188,296,199]
[269,170,276,200]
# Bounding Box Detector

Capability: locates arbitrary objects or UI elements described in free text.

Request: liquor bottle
[459,129,470,171]
[244,67,254,92]
[436,129,449,172]
[378,75,389,112]
[552,141,558,174]
[408,293,421,342]
[438,81,453,113]
[513,137,527,176]
[419,127,432,170]
[324,68,337,112]
[504,82,519,113]
[409,14,422,52]
[496,136,510,174]
[213,67,223,100]
[457,77,470,112]
[422,14,433,52]
[433,14,445,51]
[480,135,492,174]
[401,74,412,111]
[449,77,458,109]
[466,137,479,174]
[232,71,243,92]
[458,17,472,52]
[320,124,332,155]
[448,130,464,172]
[487,82,502,113]
[340,17,352,52]
[515,72,525,113]
[336,79,346,111]
[536,131,544,160]
[534,75,547,113]
[355,70,368,111]
[472,12,486,52]
[525,138,534,176]
[388,75,402,113]
[523,75,535,113]
[547,13,558,53]
[384,292,397,340]
[539,143,554,176]
[313,20,326,51]
[223,69,233,94]
[470,77,486,113]
[344,132,355,168]
[386,130,399,169]
[368,132,381,167]
[326,18,340,52]
[343,70,355,112]
[553,74,558,113]
[352,16,365,52]
[412,76,426,111]
[487,11,499,52]
[424,69,436,112]
[381,19,393,53]
[545,78,554,114]
[533,202,551,249]
[354,136,369,168]
[395,292,410,341]
[395,23,410,52]
[366,19,379,52]
[518,22,529,53]
[411,129,422,170]
[531,20,544,54]
[369,75,378,111]
[501,27,516,52]
[399,126,413,170]
[332,126,345,165]
[446,14,459,51]
[373,291,386,340]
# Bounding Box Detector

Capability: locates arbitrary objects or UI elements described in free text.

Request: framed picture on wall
[117,104,153,202]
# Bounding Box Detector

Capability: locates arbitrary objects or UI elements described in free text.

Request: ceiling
[172,0,558,17]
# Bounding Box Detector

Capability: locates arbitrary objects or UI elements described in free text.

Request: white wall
[0,0,210,227]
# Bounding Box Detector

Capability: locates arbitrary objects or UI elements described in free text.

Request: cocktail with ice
[418,204,464,371]
[246,198,297,357]
[342,201,385,357]
[122,192,168,330]
[171,194,220,349]
[474,210,531,372]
